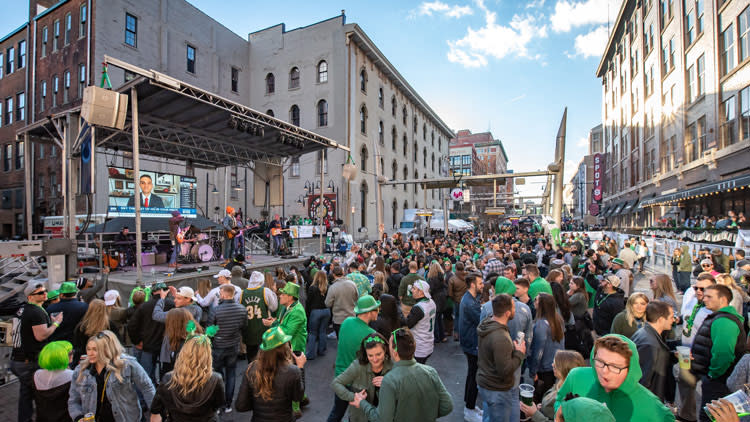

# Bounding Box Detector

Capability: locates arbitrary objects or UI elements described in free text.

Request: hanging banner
[592,153,604,201]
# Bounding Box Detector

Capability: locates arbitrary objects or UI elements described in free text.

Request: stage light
[227,117,238,130]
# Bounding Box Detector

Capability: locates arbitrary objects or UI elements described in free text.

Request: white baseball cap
[175,286,195,301]
[104,290,120,306]
[214,269,232,279]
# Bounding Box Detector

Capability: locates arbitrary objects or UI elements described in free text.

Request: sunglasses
[695,287,706,291]
[29,289,47,296]
[702,264,712,267]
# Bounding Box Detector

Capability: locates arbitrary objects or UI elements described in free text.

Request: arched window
[402,106,407,125]
[266,109,274,117]
[380,157,384,175]
[391,96,396,116]
[317,60,328,83]
[392,160,397,180]
[438,136,442,152]
[289,67,300,89]
[431,131,435,146]
[378,88,384,108]
[392,200,398,228]
[431,153,435,171]
[360,69,367,92]
[413,142,417,161]
[317,99,328,127]
[402,134,407,155]
[423,148,427,167]
[403,166,408,191]
[290,104,300,126]
[423,123,426,140]
[413,170,418,194]
[378,121,384,144]
[413,116,417,133]
[361,145,368,172]
[404,200,408,211]
[265,73,275,94]
[391,126,397,150]
[360,182,368,229]
[360,105,367,134]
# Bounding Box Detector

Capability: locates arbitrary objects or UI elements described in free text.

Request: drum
[197,233,209,243]
[191,244,213,262]
[180,242,192,256]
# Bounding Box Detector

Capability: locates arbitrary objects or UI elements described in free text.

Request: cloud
[526,0,546,8]
[576,136,588,148]
[447,0,547,68]
[550,0,622,32]
[572,25,609,58]
[508,94,527,103]
[414,1,473,18]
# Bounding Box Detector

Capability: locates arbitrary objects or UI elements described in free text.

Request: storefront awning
[621,198,640,214]
[610,202,626,216]
[640,174,750,208]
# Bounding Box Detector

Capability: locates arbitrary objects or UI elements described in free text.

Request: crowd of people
[653,210,748,230]
[8,228,750,422]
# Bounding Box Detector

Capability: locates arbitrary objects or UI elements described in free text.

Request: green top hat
[259,326,292,351]
[59,282,78,295]
[354,294,381,314]
[278,282,300,299]
[47,289,60,300]
[611,258,625,267]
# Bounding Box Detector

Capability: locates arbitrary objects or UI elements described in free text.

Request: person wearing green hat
[555,334,674,422]
[235,326,307,419]
[263,282,308,417]
[47,281,88,343]
[328,294,379,421]
[44,290,60,308]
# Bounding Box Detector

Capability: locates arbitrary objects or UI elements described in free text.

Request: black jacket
[386,273,403,299]
[428,275,448,313]
[128,296,167,354]
[236,362,303,421]
[592,287,625,336]
[150,371,224,421]
[46,298,88,342]
[632,323,676,402]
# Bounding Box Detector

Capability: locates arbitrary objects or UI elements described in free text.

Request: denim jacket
[68,355,155,422]
[527,319,563,377]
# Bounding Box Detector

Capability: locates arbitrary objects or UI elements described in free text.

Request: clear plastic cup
[676,346,691,369]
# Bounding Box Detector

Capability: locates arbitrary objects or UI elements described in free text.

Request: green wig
[38,341,73,371]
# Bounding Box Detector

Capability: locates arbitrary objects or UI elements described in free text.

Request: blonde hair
[625,292,649,326]
[169,337,213,397]
[79,299,110,337]
[372,271,386,293]
[264,272,275,291]
[650,274,677,303]
[427,262,443,279]
[313,270,328,297]
[553,350,585,388]
[77,330,126,382]
[716,273,748,301]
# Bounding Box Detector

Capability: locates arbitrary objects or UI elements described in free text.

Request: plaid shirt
[347,271,372,297]
[483,258,504,281]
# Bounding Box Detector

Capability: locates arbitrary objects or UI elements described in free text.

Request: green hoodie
[561,397,615,422]
[555,334,675,422]
[709,305,744,379]
[495,277,517,296]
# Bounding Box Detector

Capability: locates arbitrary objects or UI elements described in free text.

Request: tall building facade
[0,2,453,238]
[597,0,750,229]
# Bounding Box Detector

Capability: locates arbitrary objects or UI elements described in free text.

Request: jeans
[212,345,239,407]
[699,376,729,422]
[327,393,349,422]
[677,271,692,293]
[434,310,445,343]
[306,308,331,359]
[453,304,460,336]
[169,241,178,265]
[272,235,283,255]
[10,360,38,422]
[479,385,520,422]
[464,353,479,409]
[223,238,235,261]
[135,349,157,386]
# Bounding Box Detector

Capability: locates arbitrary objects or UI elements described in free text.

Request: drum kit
[178,228,218,263]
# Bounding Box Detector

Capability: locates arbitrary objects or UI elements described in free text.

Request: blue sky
[1,0,623,197]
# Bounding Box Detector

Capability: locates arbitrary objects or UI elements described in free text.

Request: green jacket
[399,273,424,306]
[678,245,693,272]
[709,305,744,379]
[275,300,307,352]
[335,316,375,376]
[528,277,552,301]
[555,334,674,422]
[360,359,453,422]
[331,359,394,422]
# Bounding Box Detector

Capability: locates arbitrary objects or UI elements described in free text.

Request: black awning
[641,174,750,207]
[621,198,640,214]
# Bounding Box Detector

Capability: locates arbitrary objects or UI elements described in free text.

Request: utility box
[43,238,75,284]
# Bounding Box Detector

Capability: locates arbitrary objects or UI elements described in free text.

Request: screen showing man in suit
[107,167,198,217]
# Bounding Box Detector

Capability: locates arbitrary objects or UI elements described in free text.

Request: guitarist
[222,206,238,264]
[168,211,184,268]
[268,214,284,256]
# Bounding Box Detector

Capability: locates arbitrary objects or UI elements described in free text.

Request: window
[392,200,397,228]
[63,71,70,103]
[50,173,57,195]
[741,7,750,62]
[431,153,435,171]
[289,67,299,89]
[0,53,3,79]
[360,69,367,92]
[5,97,12,125]
[413,116,417,133]
[231,67,239,93]
[361,145,368,172]
[391,96,396,116]
[669,38,675,69]
[696,54,705,97]
[645,65,653,96]
[291,157,300,177]
[686,10,695,46]
[266,109,274,117]
[38,176,44,199]
[290,104,300,126]
[40,27,49,60]
[78,64,86,98]
[125,13,137,47]
[661,42,669,73]
[378,88,383,109]
[6,47,14,75]
[51,146,56,157]
[53,19,60,51]
[648,24,654,53]
[413,142,418,161]
[52,75,58,108]
[697,0,704,34]
[317,60,327,83]
[422,123,426,140]
[687,64,696,103]
[402,106,407,125]
[423,148,427,167]
[741,86,750,141]
[15,141,23,170]
[660,0,670,27]
[360,183,367,228]
[186,45,195,74]
[721,96,737,147]
[64,13,72,45]
[698,115,707,155]
[378,121,384,144]
[403,166,407,191]
[360,105,367,134]
[80,4,87,38]
[4,144,11,171]
[686,121,697,162]
[317,99,328,127]
[18,40,25,69]
[265,73,275,94]
[16,92,24,122]
[0,101,2,127]
[721,24,736,76]
[391,127,397,150]
[38,144,44,159]
[402,134,407,155]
